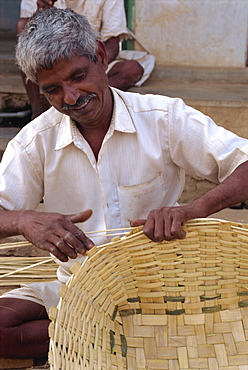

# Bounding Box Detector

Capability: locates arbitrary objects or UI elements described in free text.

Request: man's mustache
[62,93,96,110]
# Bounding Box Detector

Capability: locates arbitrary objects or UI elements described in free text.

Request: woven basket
[48,218,248,369]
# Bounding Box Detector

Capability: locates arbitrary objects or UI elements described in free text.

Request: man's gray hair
[16,8,100,83]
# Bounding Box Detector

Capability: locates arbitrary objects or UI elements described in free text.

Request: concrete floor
[208,207,248,224]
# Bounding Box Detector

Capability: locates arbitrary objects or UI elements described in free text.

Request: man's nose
[63,86,80,106]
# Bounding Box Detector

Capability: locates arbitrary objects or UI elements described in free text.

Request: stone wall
[134,0,248,67]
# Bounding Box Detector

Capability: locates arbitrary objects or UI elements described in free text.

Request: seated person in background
[17,0,155,119]
[1,8,248,363]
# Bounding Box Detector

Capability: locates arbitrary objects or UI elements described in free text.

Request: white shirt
[1,88,248,281]
[20,0,128,42]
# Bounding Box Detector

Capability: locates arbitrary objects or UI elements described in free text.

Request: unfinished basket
[48,219,248,369]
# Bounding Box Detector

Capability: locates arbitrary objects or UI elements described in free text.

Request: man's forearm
[0,210,26,239]
[189,160,248,217]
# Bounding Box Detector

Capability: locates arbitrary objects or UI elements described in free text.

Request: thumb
[130,218,146,227]
[66,209,93,224]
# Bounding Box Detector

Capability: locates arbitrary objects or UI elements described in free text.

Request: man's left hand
[130,204,200,242]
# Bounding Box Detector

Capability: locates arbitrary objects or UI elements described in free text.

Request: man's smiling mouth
[63,93,96,111]
[74,98,92,110]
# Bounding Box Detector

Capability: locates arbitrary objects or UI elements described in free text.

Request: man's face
[37,42,113,128]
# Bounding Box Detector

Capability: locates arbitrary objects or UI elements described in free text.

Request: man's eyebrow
[69,67,87,79]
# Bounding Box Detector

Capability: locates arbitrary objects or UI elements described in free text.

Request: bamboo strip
[0,227,134,250]
[0,258,54,279]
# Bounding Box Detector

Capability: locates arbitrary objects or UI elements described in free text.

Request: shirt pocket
[117,173,167,225]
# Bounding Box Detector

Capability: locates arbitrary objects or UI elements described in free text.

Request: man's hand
[19,209,94,262]
[37,0,57,10]
[131,204,200,242]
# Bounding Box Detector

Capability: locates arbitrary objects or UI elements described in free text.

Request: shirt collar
[55,87,136,150]
[110,87,136,133]
[55,114,77,150]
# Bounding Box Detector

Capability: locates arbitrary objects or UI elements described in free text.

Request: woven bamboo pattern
[49,219,248,369]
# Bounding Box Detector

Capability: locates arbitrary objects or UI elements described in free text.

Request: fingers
[170,217,186,239]
[65,209,95,251]
[66,209,93,224]
[130,219,146,227]
[143,208,187,242]
[42,240,71,262]
[49,230,92,262]
[52,216,95,261]
[46,228,94,262]
[130,216,185,241]
[63,228,94,254]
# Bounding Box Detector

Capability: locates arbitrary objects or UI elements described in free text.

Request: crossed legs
[0,298,50,359]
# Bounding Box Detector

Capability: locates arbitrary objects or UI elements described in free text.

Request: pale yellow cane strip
[85,227,133,235]
[0,257,54,279]
[0,228,134,250]
[86,231,132,238]
[0,241,33,250]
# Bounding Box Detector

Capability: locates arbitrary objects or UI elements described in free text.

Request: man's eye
[74,74,85,81]
[45,87,58,95]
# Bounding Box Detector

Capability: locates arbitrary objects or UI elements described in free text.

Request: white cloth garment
[0,281,62,313]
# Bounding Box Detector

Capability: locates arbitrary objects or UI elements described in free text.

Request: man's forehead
[52,54,92,70]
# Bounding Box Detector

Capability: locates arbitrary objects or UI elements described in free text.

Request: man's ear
[96,41,108,71]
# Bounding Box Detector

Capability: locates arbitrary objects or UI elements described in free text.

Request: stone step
[148,64,248,84]
[131,79,248,105]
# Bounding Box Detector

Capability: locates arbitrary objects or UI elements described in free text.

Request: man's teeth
[75,99,90,109]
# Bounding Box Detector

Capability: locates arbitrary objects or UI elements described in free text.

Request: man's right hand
[18,209,95,262]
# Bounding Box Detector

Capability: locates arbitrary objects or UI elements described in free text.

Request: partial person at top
[16,0,155,119]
